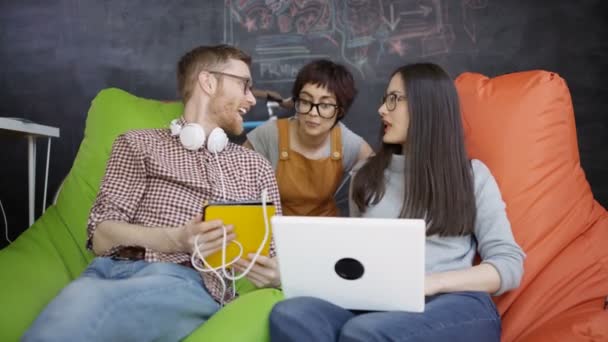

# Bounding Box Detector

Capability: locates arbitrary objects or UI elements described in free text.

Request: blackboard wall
[1,0,607,248]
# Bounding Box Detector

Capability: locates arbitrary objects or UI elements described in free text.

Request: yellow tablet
[202,201,276,269]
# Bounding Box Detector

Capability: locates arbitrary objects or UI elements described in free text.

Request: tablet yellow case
[202,201,276,269]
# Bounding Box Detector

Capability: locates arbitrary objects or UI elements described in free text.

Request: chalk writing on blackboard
[224,0,487,82]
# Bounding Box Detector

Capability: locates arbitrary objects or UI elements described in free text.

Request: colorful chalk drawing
[224,0,488,83]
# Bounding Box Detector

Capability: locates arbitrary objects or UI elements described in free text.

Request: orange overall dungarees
[275,118,343,216]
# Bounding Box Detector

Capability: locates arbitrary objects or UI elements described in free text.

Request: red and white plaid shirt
[87,118,282,304]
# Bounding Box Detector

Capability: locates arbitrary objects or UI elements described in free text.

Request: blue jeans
[23,257,220,342]
[269,291,501,342]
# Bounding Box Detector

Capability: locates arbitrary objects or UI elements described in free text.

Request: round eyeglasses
[381,93,407,111]
[294,98,340,119]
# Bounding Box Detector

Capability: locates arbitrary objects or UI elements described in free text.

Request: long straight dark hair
[352,63,476,236]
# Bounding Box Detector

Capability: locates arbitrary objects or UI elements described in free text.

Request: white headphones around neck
[170,119,228,153]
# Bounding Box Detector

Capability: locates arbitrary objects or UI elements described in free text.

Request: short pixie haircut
[291,59,357,120]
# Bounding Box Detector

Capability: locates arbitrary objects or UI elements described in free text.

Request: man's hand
[233,254,281,288]
[174,214,236,256]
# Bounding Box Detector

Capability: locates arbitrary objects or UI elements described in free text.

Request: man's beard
[209,96,243,136]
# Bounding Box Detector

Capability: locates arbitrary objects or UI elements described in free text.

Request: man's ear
[197,71,217,95]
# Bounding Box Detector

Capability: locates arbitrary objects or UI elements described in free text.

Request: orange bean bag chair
[455,70,608,341]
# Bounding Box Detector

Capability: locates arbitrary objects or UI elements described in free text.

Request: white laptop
[271,216,426,312]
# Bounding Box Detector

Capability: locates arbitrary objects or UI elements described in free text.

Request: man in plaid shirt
[24,45,282,342]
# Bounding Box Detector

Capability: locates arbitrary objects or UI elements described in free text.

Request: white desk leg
[42,137,52,213]
[27,135,36,226]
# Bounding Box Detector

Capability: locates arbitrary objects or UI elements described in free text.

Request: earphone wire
[213,152,227,201]
[190,151,231,305]
[191,146,270,306]
[190,189,271,306]
[1,199,10,244]
[333,171,353,197]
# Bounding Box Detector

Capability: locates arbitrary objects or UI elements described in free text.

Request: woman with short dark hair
[245,60,373,217]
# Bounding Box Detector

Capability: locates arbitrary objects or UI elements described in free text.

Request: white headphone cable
[0,199,10,243]
[190,150,234,306]
[190,189,271,305]
[333,171,353,197]
[213,152,227,201]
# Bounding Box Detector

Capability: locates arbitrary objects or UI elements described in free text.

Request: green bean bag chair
[0,88,284,342]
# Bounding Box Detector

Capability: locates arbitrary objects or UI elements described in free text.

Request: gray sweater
[349,155,525,295]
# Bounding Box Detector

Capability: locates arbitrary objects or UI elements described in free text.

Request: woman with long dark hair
[268,63,525,341]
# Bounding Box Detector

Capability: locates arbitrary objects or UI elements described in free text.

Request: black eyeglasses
[294,98,340,119]
[208,71,252,95]
[381,92,407,111]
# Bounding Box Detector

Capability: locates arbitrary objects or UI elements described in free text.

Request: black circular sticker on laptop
[334,258,365,280]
